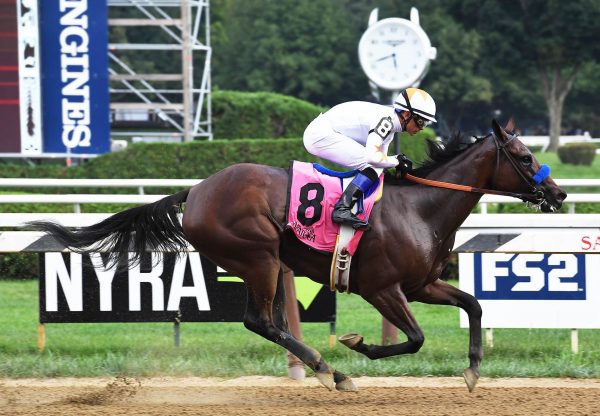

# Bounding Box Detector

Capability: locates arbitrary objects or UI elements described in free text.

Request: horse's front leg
[411,279,483,392]
[340,282,425,359]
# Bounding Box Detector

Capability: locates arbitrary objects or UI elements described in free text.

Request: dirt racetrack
[2,376,600,416]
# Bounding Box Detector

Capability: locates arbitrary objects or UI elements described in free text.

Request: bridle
[404,132,549,204]
[490,131,547,202]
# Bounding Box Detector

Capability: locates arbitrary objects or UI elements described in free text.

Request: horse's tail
[27,189,190,266]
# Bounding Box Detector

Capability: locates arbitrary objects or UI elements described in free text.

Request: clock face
[358,18,432,90]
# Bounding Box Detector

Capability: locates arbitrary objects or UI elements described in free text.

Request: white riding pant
[303,114,383,175]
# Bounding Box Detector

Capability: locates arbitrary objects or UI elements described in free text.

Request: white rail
[2,212,598,230]
[0,178,597,188]
[0,178,598,213]
[479,193,600,214]
[0,178,200,195]
[463,213,600,229]
[519,134,600,152]
[0,194,168,213]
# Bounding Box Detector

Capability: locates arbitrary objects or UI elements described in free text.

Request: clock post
[358,7,437,343]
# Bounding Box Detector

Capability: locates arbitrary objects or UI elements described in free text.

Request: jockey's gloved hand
[395,153,413,176]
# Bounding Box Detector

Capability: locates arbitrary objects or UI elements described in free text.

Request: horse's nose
[554,190,567,209]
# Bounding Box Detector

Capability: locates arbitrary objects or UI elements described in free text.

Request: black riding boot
[332,182,367,229]
[332,168,377,229]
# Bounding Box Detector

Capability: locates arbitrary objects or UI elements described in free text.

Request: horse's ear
[491,119,505,139]
[505,118,516,133]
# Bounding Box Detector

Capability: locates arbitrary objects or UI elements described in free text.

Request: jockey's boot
[332,167,378,230]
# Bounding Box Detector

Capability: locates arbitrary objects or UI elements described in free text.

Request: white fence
[1,177,598,252]
[479,193,600,214]
[519,134,600,152]
[0,178,200,194]
[0,177,598,214]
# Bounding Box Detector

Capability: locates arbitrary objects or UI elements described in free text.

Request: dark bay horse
[30,120,566,392]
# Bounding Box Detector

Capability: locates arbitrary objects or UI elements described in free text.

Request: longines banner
[39,0,110,155]
[39,252,336,324]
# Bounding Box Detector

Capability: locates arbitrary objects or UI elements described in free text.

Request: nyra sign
[41,252,212,323]
[459,253,600,329]
[40,252,335,324]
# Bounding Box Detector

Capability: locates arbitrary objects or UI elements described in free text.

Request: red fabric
[287,161,381,255]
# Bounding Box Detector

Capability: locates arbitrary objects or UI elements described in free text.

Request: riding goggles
[412,115,431,129]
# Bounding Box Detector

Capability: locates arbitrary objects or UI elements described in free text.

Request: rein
[404,173,534,199]
[404,132,548,202]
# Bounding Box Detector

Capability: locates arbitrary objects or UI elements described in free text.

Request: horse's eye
[521,155,532,165]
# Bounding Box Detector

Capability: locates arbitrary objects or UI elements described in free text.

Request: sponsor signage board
[39,252,335,324]
[39,0,110,155]
[459,253,600,328]
[453,231,600,253]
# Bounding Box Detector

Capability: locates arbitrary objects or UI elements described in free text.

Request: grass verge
[1,279,599,378]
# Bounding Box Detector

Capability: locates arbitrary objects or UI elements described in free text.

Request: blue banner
[39,0,109,154]
[474,253,586,300]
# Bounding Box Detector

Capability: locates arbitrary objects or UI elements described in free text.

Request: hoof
[339,333,363,349]
[315,371,335,391]
[463,367,479,392]
[288,365,305,381]
[335,376,358,392]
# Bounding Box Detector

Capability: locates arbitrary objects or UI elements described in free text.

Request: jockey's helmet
[393,88,437,122]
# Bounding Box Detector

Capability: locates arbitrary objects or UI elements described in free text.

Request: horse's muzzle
[540,189,567,213]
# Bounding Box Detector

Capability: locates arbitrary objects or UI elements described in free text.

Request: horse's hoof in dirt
[287,365,305,381]
[315,371,335,391]
[335,377,358,392]
[339,333,364,350]
[463,367,479,392]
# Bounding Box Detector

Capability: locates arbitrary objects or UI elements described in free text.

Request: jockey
[303,87,436,229]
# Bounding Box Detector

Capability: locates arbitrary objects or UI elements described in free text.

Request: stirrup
[330,226,355,293]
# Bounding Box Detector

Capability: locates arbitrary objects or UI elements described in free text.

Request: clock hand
[375,54,395,62]
[392,52,397,69]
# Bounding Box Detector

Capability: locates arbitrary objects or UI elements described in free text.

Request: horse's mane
[384,131,487,185]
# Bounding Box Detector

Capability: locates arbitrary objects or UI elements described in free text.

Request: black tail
[27,189,190,266]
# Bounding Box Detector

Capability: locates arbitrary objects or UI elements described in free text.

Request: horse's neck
[411,142,495,238]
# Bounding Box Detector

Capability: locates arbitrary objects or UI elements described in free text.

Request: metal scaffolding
[107,0,212,141]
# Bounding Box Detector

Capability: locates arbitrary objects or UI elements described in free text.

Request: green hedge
[212,90,326,139]
[0,253,38,280]
[0,132,434,184]
[557,143,597,166]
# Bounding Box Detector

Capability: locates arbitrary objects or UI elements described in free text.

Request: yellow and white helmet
[393,88,437,122]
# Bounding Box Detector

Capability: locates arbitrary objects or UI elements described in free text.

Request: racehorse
[30,120,566,392]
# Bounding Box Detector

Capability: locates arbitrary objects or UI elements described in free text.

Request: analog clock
[358,16,436,91]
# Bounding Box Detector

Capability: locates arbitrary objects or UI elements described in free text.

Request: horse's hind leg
[412,279,482,392]
[340,283,425,359]
[243,263,343,391]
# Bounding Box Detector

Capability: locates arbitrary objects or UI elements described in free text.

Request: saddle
[286,161,384,292]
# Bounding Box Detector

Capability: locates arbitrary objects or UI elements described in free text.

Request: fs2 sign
[473,253,586,301]
[459,253,600,329]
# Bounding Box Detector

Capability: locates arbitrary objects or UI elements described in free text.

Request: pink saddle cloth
[286,161,382,256]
